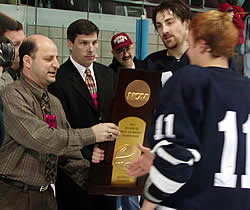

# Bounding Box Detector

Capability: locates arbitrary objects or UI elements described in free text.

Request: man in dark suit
[49,19,117,210]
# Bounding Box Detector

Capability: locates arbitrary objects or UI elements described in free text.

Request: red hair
[190,10,238,58]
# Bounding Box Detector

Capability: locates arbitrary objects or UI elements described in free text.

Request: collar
[166,49,189,62]
[70,56,94,80]
[20,73,47,101]
[131,61,135,69]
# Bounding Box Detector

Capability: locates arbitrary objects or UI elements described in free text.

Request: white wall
[0,3,161,65]
[0,4,158,33]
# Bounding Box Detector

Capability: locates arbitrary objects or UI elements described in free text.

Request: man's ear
[67,40,73,51]
[111,50,115,56]
[23,54,32,68]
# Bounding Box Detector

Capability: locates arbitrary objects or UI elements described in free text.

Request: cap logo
[114,35,128,45]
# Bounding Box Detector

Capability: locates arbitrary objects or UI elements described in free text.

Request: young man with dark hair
[127,10,250,210]
[49,19,117,210]
[144,0,238,84]
[0,15,25,89]
[144,0,191,84]
[0,34,119,210]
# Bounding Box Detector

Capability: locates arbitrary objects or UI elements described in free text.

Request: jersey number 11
[214,111,250,189]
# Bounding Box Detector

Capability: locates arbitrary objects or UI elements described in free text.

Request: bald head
[25,34,55,48]
[27,34,54,43]
[19,34,59,88]
[19,34,56,69]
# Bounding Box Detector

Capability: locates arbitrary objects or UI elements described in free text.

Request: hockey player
[127,10,250,210]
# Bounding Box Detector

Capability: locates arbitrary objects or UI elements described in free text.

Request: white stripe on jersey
[150,166,185,194]
[144,177,164,203]
[156,147,195,166]
[152,140,201,165]
[187,148,201,162]
[152,140,172,153]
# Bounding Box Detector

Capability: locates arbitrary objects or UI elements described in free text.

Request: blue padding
[136,19,149,60]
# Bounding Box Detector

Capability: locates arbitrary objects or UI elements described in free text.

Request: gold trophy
[87,69,161,195]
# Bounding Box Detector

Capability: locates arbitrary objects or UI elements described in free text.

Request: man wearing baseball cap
[109,32,143,73]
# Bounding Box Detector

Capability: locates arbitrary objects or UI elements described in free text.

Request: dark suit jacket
[48,58,116,210]
[49,58,116,129]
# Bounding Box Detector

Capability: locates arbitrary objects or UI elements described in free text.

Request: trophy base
[87,164,147,195]
[85,176,146,195]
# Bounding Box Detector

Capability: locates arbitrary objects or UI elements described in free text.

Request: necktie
[85,68,97,95]
[41,91,57,183]
[85,68,98,109]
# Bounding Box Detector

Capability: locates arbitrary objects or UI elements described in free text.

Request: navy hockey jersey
[145,65,250,210]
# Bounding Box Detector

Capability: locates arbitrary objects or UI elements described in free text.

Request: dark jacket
[48,58,117,210]
[49,58,116,157]
[144,49,238,73]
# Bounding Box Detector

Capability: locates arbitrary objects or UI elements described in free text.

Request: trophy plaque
[86,68,161,195]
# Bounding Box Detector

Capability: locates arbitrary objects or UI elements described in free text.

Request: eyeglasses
[115,46,133,55]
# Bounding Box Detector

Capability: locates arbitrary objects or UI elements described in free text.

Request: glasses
[115,46,133,55]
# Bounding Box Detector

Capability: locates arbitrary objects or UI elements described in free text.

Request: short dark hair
[67,19,99,43]
[19,38,37,70]
[0,12,23,36]
[15,21,24,31]
[152,0,191,30]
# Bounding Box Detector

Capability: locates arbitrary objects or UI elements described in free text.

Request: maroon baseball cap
[111,32,132,51]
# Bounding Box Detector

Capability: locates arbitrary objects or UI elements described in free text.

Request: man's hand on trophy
[127,144,155,177]
[92,144,104,163]
[91,123,120,143]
